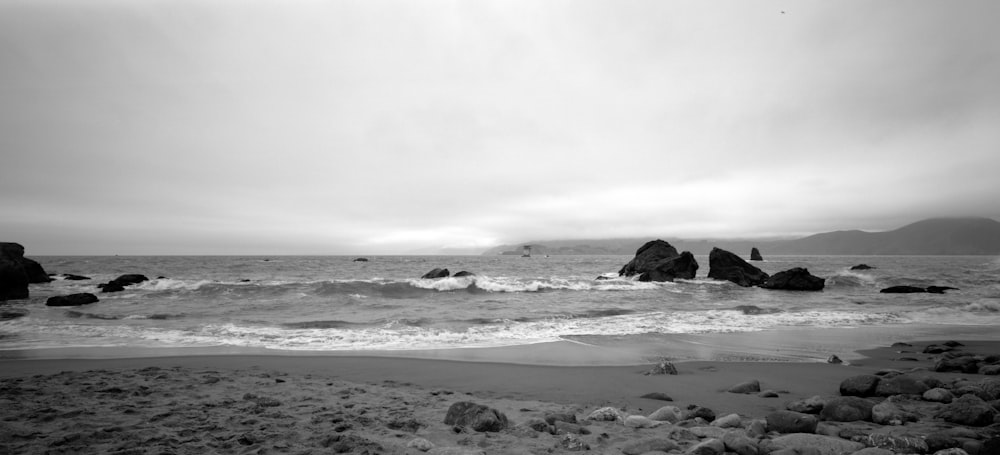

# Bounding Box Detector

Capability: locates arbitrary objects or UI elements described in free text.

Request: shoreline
[3,337,1000,453]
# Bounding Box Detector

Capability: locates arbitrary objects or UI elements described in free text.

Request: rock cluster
[97,274,150,293]
[0,242,51,300]
[617,240,698,282]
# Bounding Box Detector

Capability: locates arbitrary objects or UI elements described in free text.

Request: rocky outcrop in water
[760,267,825,291]
[420,268,450,279]
[97,274,149,293]
[880,285,959,294]
[637,252,699,282]
[707,248,769,287]
[1,242,51,300]
[46,293,100,307]
[750,247,763,261]
[617,240,698,282]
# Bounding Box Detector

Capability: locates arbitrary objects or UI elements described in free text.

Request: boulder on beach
[765,410,818,434]
[936,394,998,426]
[819,396,874,422]
[443,401,508,432]
[707,247,769,287]
[618,240,678,277]
[760,268,825,291]
[750,247,763,261]
[420,268,450,279]
[637,251,699,282]
[98,274,150,293]
[46,293,100,307]
[1,242,51,300]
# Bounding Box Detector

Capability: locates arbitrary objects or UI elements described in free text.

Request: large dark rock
[750,247,763,261]
[819,396,874,422]
[765,410,818,434]
[443,401,509,432]
[707,248,769,287]
[97,274,150,293]
[618,240,680,277]
[46,293,100,307]
[875,375,930,397]
[638,251,699,282]
[850,264,875,270]
[935,355,982,373]
[760,268,825,291]
[1,242,51,300]
[936,394,998,426]
[839,375,881,397]
[420,268,450,279]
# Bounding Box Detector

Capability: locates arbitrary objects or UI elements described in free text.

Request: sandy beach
[3,334,1000,454]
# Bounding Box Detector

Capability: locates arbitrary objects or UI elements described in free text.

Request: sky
[2,0,999,255]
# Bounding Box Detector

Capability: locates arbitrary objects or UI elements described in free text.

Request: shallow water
[2,254,998,360]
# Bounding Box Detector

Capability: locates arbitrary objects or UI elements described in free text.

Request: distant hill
[481,217,1000,256]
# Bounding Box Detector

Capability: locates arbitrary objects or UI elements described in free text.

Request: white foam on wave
[133,278,215,291]
[407,275,664,293]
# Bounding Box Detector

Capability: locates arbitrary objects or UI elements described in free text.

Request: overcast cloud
[2,0,999,255]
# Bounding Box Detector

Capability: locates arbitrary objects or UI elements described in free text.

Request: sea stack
[618,240,698,282]
[750,247,763,261]
[707,247,769,287]
[1,242,51,300]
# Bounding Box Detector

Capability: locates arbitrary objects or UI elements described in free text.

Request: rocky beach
[3,338,1000,454]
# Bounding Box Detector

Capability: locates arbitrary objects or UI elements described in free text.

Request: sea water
[2,255,999,361]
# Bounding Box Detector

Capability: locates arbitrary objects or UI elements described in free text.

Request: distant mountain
[481,217,1000,256]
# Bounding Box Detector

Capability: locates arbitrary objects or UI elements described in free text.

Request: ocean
[2,254,999,363]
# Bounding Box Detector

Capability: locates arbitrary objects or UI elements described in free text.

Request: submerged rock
[420,268,450,279]
[707,248,769,287]
[46,293,100,307]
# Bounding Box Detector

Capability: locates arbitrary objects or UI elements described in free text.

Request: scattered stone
[685,405,716,422]
[648,406,681,423]
[875,375,930,396]
[745,419,767,438]
[761,433,864,455]
[645,359,678,375]
[443,402,508,432]
[786,395,825,414]
[766,410,818,434]
[421,268,450,279]
[871,396,920,425]
[621,437,679,455]
[857,434,929,454]
[722,430,759,455]
[710,413,741,428]
[624,415,660,428]
[687,438,725,455]
[553,421,586,435]
[760,267,825,291]
[543,412,577,425]
[585,407,622,422]
[556,434,589,451]
[707,247,769,287]
[924,388,955,403]
[407,437,435,452]
[727,379,761,394]
[935,356,981,373]
[819,396,874,422]
[839,375,881,397]
[522,417,550,434]
[936,394,998,426]
[45,293,99,307]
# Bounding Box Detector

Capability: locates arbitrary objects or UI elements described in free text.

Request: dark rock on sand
[935,355,982,373]
[936,394,998,426]
[640,392,674,401]
[786,395,825,414]
[45,293,100,307]
[98,274,150,293]
[443,401,508,432]
[750,247,763,261]
[871,396,920,425]
[707,248,769,287]
[1,242,51,300]
[618,240,680,277]
[760,268,825,291]
[685,405,716,422]
[839,375,881,397]
[637,251,699,282]
[420,268,450,279]
[766,410,818,434]
[850,264,875,270]
[645,359,678,375]
[727,380,761,394]
[819,396,874,422]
